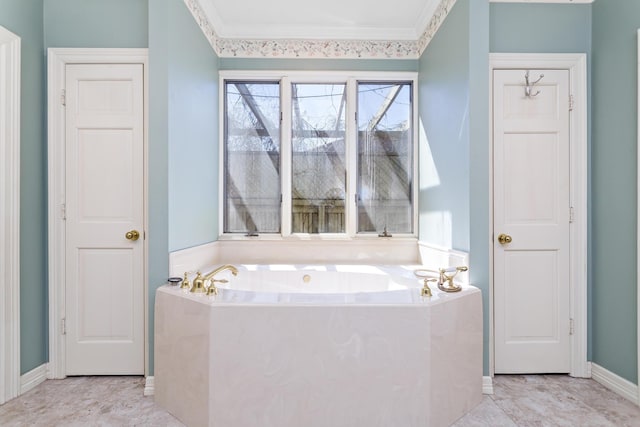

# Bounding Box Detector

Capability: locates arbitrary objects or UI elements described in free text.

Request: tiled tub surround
[155,265,483,427]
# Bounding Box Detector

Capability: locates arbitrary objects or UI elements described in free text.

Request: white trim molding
[20,364,47,395]
[144,376,154,396]
[47,48,149,380]
[0,25,21,406]
[489,53,589,378]
[183,0,457,59]
[591,363,639,405]
[482,376,494,395]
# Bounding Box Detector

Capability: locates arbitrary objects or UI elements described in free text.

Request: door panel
[65,63,144,375]
[494,69,571,373]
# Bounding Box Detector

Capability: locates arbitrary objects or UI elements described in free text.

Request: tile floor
[0,374,638,426]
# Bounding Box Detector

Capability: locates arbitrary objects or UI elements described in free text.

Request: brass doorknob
[497,233,512,245]
[125,230,140,241]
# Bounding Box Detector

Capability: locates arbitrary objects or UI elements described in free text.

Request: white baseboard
[482,376,494,395]
[591,362,638,404]
[20,364,48,394]
[144,376,154,396]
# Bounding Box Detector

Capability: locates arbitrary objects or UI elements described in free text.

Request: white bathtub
[155,264,482,427]
[219,265,413,294]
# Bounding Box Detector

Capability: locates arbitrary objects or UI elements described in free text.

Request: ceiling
[199,0,441,41]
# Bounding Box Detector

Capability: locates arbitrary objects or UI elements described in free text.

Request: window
[222,72,416,238]
[357,82,413,234]
[291,83,346,233]
[224,81,281,233]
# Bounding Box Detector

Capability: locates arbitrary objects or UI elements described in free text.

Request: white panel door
[493,69,571,373]
[65,64,144,375]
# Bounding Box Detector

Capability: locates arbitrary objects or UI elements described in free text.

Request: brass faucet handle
[421,277,437,297]
[180,272,191,289]
[190,272,206,293]
[211,278,229,284]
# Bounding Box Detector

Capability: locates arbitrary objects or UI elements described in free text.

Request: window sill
[217,233,418,242]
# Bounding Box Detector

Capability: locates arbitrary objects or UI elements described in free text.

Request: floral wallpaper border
[183,0,457,59]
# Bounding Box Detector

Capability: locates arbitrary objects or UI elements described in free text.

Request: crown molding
[183,0,457,60]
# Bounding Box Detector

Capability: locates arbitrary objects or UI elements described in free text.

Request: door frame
[47,48,149,379]
[0,25,21,404]
[489,53,588,378]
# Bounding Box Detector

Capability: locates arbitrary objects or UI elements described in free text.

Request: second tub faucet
[189,264,239,296]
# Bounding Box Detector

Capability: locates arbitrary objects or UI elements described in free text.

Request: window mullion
[346,78,358,237]
[280,77,293,236]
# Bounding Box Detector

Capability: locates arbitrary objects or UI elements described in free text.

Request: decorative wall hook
[524,70,544,97]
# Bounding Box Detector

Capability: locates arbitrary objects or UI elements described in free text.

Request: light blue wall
[43,0,148,48]
[0,0,47,375]
[167,0,219,251]
[41,0,150,375]
[592,0,638,385]
[468,0,490,378]
[7,0,638,387]
[220,57,418,72]
[490,1,594,363]
[147,0,220,373]
[418,0,471,251]
[492,1,639,385]
[148,0,170,376]
[419,0,490,375]
[490,4,592,54]
[2,0,216,377]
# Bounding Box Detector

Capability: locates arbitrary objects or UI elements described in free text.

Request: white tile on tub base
[155,285,483,427]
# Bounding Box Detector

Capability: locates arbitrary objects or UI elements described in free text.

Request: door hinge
[60,203,67,220]
[61,318,66,335]
[61,89,66,106]
[569,318,574,335]
[569,206,575,223]
[569,94,574,111]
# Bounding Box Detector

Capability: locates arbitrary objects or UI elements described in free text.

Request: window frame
[219,70,419,240]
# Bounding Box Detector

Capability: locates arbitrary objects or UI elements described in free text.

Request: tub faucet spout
[203,264,239,296]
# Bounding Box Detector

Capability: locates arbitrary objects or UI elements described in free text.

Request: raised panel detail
[503,133,558,224]
[76,248,134,341]
[77,130,134,221]
[504,251,559,343]
[77,80,133,115]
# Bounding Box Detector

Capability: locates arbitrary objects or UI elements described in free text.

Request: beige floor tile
[1,374,639,426]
